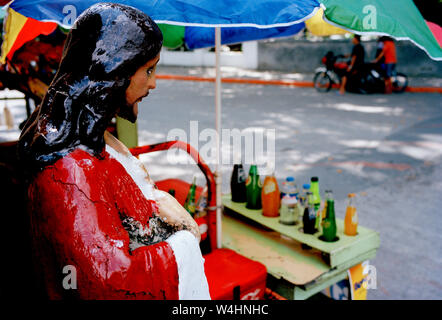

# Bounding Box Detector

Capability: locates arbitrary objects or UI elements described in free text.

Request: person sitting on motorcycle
[373,36,397,94]
[339,35,365,95]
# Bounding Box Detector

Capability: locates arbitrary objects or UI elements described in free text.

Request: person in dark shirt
[339,35,365,95]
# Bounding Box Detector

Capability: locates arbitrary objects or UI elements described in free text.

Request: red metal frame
[130,140,217,251]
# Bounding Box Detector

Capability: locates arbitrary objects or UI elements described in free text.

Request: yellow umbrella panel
[305,8,348,36]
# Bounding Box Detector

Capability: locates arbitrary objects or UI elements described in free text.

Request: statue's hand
[154,190,201,242]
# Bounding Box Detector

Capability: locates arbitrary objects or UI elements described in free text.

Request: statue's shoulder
[35,148,113,189]
[54,148,106,173]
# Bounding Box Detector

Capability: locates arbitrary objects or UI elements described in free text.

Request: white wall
[158,41,258,69]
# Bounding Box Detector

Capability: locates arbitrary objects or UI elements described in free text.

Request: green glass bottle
[310,177,321,211]
[184,177,197,217]
[246,165,262,209]
[322,190,337,242]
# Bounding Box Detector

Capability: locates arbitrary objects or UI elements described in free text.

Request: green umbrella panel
[319,0,442,60]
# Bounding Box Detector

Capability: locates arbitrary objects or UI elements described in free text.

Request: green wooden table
[221,194,380,300]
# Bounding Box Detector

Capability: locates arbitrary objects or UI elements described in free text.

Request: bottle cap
[286,176,295,182]
[348,193,356,198]
[311,177,318,182]
[303,183,310,190]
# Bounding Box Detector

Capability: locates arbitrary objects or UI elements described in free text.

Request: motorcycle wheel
[392,72,408,93]
[314,72,332,92]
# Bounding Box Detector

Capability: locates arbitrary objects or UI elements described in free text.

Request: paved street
[138,67,442,300]
[1,66,441,299]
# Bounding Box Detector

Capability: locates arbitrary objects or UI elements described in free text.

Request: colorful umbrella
[2,0,441,61]
[7,0,318,27]
[2,0,318,59]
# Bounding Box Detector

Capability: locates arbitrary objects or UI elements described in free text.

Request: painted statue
[18,3,210,300]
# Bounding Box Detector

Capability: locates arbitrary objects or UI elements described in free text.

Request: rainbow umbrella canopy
[1,0,441,61]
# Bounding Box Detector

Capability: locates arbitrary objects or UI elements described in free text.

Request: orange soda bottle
[261,173,280,217]
[344,193,358,236]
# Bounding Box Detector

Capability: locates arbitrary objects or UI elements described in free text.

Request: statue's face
[124,53,160,120]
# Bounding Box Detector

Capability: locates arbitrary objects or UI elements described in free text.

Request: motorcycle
[313,51,408,94]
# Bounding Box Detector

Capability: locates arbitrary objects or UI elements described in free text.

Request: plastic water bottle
[299,183,310,207]
[280,176,299,199]
[279,195,299,225]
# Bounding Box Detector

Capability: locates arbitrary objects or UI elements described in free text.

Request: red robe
[28,148,179,299]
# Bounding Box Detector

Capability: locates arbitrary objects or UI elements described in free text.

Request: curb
[405,87,442,93]
[156,74,442,93]
[156,74,313,87]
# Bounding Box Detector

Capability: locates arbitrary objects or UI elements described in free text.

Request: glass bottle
[344,193,358,236]
[302,192,317,234]
[246,165,262,209]
[195,186,208,219]
[310,176,321,211]
[184,177,197,217]
[322,190,337,242]
[231,163,247,203]
[262,173,280,217]
[321,190,331,219]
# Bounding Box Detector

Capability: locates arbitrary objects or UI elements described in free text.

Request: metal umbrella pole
[215,27,222,249]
